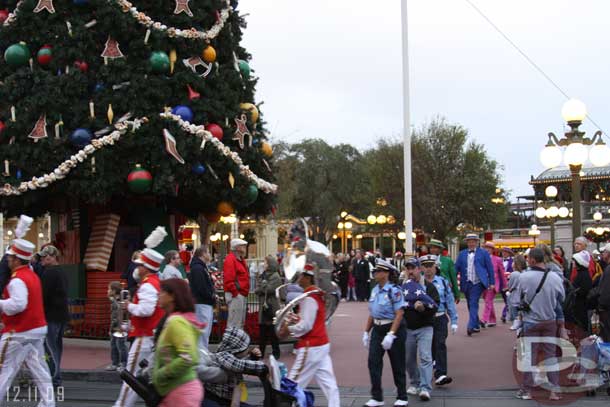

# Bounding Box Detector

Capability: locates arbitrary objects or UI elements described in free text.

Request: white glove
[451,324,458,335]
[381,333,396,350]
[225,292,233,304]
[362,331,369,348]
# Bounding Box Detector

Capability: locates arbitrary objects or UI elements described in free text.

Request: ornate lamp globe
[545,185,558,198]
[589,141,610,167]
[558,207,570,218]
[564,142,588,166]
[535,207,547,219]
[547,206,559,218]
[540,144,562,168]
[561,99,587,123]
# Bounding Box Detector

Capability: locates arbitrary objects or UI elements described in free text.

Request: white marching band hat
[6,215,35,261]
[134,226,167,272]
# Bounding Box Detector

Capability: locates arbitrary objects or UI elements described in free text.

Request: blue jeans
[406,326,434,392]
[45,321,65,387]
[463,281,485,330]
[195,304,214,349]
[110,335,128,367]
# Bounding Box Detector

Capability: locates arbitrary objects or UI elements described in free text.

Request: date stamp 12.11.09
[5,386,64,403]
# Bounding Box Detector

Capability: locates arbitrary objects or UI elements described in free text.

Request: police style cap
[419,254,438,266]
[405,257,419,267]
[374,258,398,274]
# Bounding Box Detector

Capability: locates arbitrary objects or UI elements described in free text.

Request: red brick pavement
[62,300,517,390]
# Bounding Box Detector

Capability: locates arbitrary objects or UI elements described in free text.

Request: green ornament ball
[149,51,170,74]
[4,43,30,67]
[238,60,250,79]
[246,184,259,203]
[127,165,153,194]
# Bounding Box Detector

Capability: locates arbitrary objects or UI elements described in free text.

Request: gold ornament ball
[202,45,216,63]
[217,201,234,216]
[261,142,273,157]
[239,103,259,123]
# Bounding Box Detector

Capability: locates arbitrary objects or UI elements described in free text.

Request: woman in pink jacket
[481,242,507,327]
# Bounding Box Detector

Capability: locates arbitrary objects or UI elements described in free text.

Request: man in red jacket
[223,238,249,329]
[279,264,340,407]
[0,234,56,407]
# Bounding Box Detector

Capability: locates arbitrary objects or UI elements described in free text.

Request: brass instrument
[113,289,130,338]
[275,219,340,334]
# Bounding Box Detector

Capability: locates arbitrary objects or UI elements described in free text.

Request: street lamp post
[528,224,541,246]
[540,99,610,241]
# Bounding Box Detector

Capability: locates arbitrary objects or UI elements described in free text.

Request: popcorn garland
[0,112,277,197]
[115,0,232,41]
[160,112,278,194]
[0,117,145,196]
[4,0,232,42]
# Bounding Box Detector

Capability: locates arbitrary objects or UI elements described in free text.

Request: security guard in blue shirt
[362,259,408,407]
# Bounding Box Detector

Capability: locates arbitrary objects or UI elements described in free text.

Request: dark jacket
[121,260,139,297]
[0,254,10,293]
[188,257,216,306]
[353,258,370,281]
[565,264,592,330]
[403,280,439,330]
[598,265,610,312]
[41,265,70,323]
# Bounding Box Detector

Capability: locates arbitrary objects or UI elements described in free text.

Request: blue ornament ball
[16,169,22,180]
[73,0,89,5]
[252,138,259,145]
[191,162,206,175]
[69,128,92,147]
[94,83,105,93]
[171,105,194,123]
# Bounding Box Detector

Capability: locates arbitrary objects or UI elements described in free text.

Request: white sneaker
[105,364,117,371]
[419,390,431,401]
[407,386,418,395]
[393,400,408,406]
[510,320,522,331]
[364,399,384,407]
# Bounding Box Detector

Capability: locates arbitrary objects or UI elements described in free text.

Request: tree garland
[1,116,146,196]
[160,111,278,194]
[3,0,233,42]
[0,112,278,197]
[114,0,232,41]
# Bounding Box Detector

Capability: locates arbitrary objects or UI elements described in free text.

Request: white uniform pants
[113,336,154,407]
[0,333,55,407]
[288,343,340,407]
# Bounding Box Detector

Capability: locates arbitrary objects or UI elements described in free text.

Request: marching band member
[113,227,167,407]
[279,263,340,407]
[0,215,55,407]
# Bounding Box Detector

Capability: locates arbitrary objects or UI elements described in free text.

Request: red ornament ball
[217,201,234,216]
[74,60,88,73]
[0,121,5,135]
[0,9,9,24]
[206,123,223,141]
[127,164,153,194]
[37,45,52,66]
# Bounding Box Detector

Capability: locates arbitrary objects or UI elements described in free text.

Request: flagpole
[401,0,414,254]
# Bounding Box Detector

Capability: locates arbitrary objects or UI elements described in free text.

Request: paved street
[46,299,610,405]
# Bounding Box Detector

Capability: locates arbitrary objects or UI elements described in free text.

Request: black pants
[432,314,449,378]
[339,274,349,299]
[356,279,370,301]
[259,324,280,358]
[600,310,610,343]
[368,322,407,402]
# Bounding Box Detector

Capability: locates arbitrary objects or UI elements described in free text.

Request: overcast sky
[239,0,610,199]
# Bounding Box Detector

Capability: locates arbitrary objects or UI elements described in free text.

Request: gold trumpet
[113,289,130,338]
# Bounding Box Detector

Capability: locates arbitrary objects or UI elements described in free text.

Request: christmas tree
[0,0,276,220]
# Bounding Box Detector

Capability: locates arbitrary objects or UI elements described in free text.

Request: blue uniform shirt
[430,275,458,325]
[369,282,405,319]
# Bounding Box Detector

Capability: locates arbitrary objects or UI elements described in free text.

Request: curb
[63,370,123,384]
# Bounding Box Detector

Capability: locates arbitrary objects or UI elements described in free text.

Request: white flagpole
[401,0,414,253]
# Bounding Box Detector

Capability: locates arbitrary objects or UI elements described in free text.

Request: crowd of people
[1,211,610,406]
